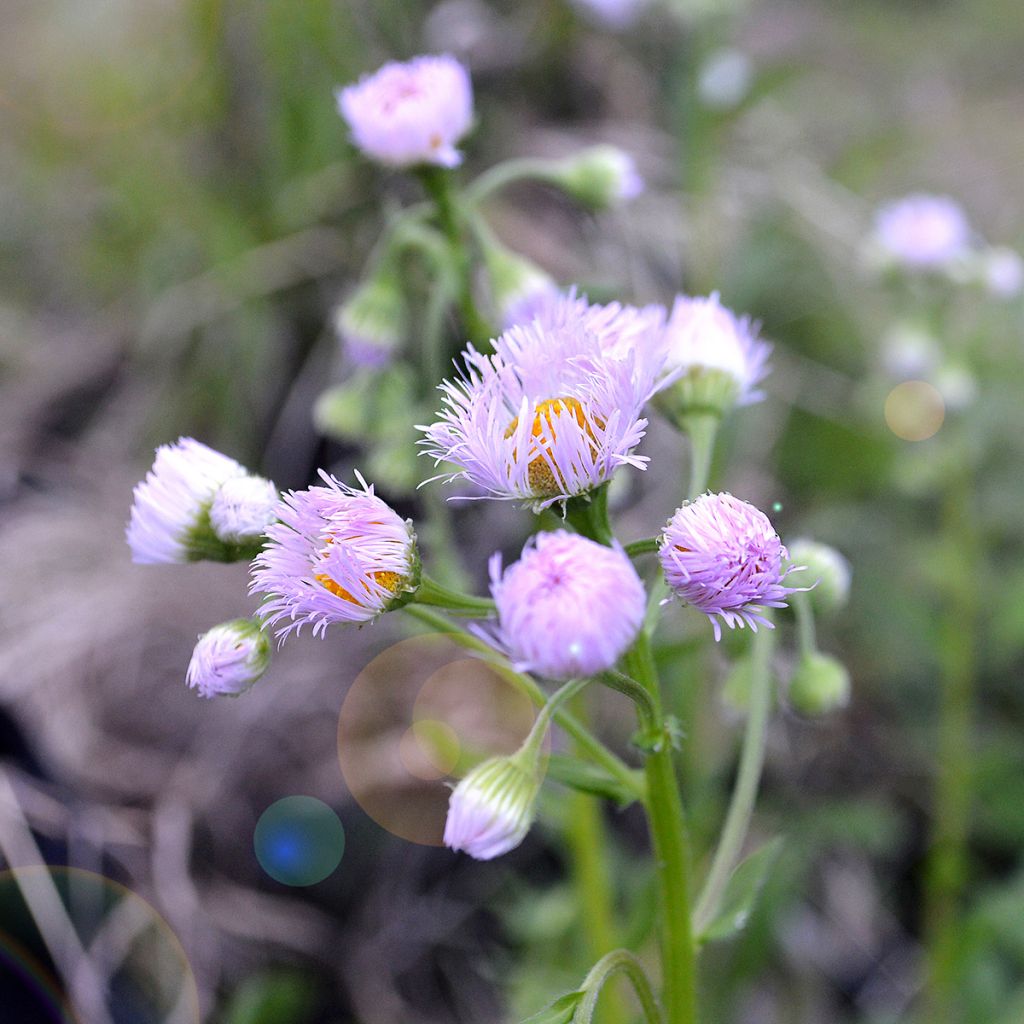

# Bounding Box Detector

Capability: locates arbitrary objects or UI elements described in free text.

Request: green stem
[624,636,697,1024]
[682,413,718,499]
[692,624,775,935]
[414,574,496,617]
[792,591,817,657]
[626,538,660,559]
[575,950,665,1024]
[566,485,613,545]
[418,165,492,345]
[599,671,658,728]
[401,606,643,801]
[923,466,978,1022]
[466,157,563,205]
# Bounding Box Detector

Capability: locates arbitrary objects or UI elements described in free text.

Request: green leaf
[520,991,584,1024]
[221,972,317,1024]
[544,754,641,807]
[699,838,783,944]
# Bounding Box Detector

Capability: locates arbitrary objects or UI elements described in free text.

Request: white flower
[186,619,271,698]
[209,475,279,544]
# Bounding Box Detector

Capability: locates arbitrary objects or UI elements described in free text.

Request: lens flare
[885,380,945,441]
[254,797,346,887]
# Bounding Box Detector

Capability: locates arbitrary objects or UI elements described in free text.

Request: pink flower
[488,531,645,679]
[250,472,418,640]
[186,619,271,698]
[336,55,473,169]
[659,492,800,640]
[872,194,971,271]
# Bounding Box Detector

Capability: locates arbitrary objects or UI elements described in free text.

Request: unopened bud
[186,619,271,698]
[787,539,851,615]
[551,145,643,210]
[787,651,850,716]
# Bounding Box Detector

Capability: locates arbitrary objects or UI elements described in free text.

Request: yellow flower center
[314,533,403,606]
[504,397,603,497]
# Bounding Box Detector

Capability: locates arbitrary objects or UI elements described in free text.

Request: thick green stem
[566,485,613,545]
[401,606,643,801]
[418,166,492,345]
[681,413,718,499]
[692,624,775,935]
[414,574,495,617]
[624,636,698,1024]
[923,468,978,1022]
[576,949,665,1024]
[626,538,660,558]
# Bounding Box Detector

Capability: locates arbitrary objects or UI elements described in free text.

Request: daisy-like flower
[127,438,271,564]
[186,619,271,699]
[420,301,662,508]
[871,194,971,272]
[655,292,771,420]
[209,475,279,545]
[336,55,473,169]
[250,472,419,640]
[488,531,645,680]
[659,492,800,640]
[444,754,541,860]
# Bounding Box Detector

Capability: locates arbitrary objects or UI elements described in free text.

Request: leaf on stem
[698,837,783,945]
[519,991,583,1024]
[544,754,642,808]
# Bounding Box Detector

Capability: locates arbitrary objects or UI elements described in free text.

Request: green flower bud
[787,539,851,615]
[550,145,643,210]
[787,652,850,716]
[334,266,407,368]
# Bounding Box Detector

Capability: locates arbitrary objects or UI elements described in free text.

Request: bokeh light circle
[885,380,945,441]
[254,796,345,887]
[0,867,199,1024]
[338,634,542,847]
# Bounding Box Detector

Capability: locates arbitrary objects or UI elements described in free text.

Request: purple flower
[659,492,800,640]
[421,307,657,506]
[660,292,771,410]
[872,194,971,271]
[186,619,271,698]
[209,475,279,544]
[336,55,473,169]
[488,531,645,679]
[127,438,249,564]
[444,755,539,860]
[250,472,418,640]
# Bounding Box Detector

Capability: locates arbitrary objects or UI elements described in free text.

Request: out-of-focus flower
[336,55,473,169]
[127,438,269,564]
[787,539,850,614]
[934,363,978,413]
[870,194,971,272]
[655,292,771,421]
[250,472,419,640]
[697,48,753,110]
[880,322,939,379]
[571,0,648,30]
[487,530,644,680]
[660,492,799,640]
[444,754,540,859]
[980,246,1024,298]
[549,145,644,210]
[482,241,560,330]
[787,651,850,716]
[186,619,271,699]
[210,476,279,545]
[334,269,407,368]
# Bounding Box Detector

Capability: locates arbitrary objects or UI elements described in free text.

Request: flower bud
[444,754,541,860]
[787,539,850,615]
[787,651,850,716]
[980,246,1023,299]
[186,619,271,698]
[210,475,278,545]
[483,241,559,330]
[334,268,407,368]
[551,145,643,210]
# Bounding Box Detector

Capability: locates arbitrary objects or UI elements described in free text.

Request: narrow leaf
[700,838,783,944]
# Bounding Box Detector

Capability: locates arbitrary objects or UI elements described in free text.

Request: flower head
[209,475,279,544]
[334,268,407,368]
[488,530,645,679]
[659,492,799,640]
[551,145,644,209]
[871,194,971,271]
[444,755,541,860]
[336,55,473,169]
[421,298,663,508]
[127,438,267,564]
[656,293,770,419]
[483,242,560,331]
[250,472,419,640]
[186,619,271,699]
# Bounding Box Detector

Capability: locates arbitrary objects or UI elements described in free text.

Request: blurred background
[1,0,1023,1022]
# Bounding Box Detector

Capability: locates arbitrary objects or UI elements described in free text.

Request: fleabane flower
[127,438,273,564]
[420,312,655,508]
[250,472,419,640]
[488,531,645,679]
[334,267,408,368]
[209,475,279,545]
[870,194,971,272]
[444,755,541,860]
[186,619,271,699]
[659,492,799,640]
[482,241,560,331]
[336,55,473,169]
[550,145,644,209]
[655,292,770,421]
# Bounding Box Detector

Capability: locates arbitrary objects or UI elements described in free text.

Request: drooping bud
[443,754,541,860]
[482,239,560,330]
[186,619,271,698]
[786,539,851,615]
[787,651,850,716]
[549,145,643,210]
[334,267,408,368]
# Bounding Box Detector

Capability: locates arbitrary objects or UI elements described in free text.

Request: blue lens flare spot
[254,796,345,886]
